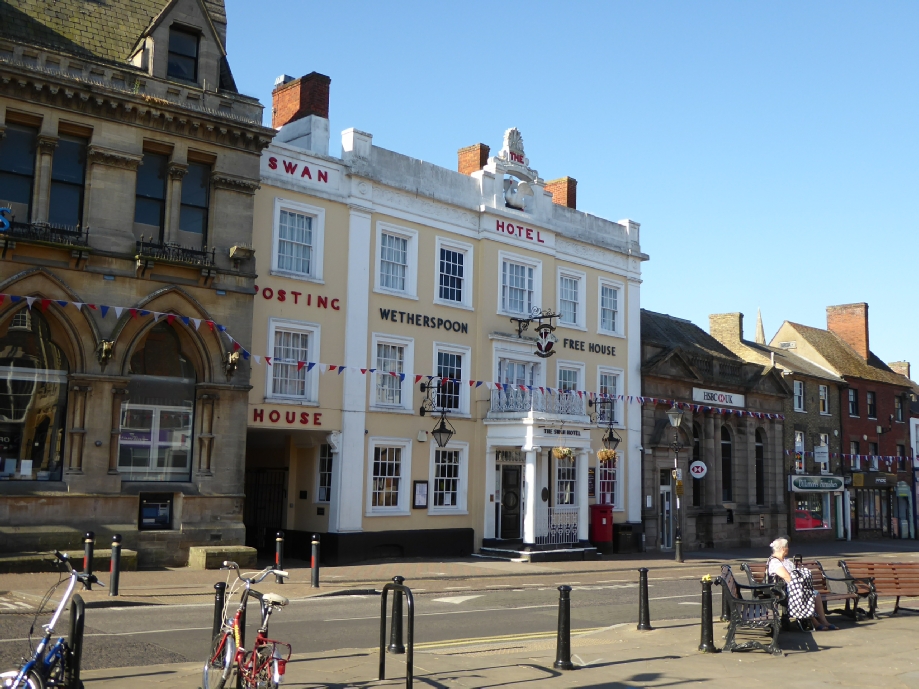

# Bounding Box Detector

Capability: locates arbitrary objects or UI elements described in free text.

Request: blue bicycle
[1,551,102,689]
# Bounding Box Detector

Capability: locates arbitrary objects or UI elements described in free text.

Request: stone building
[0,0,273,565]
[641,310,788,552]
[709,311,846,543]
[771,304,915,540]
[244,72,647,564]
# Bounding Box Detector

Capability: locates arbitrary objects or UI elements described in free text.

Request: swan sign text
[494,219,546,244]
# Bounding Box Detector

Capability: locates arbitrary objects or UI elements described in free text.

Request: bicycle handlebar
[220,561,288,583]
[51,551,105,586]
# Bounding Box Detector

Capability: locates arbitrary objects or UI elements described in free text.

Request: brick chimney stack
[709,312,744,343]
[889,361,911,380]
[272,72,331,129]
[458,144,490,175]
[545,177,577,209]
[826,303,870,360]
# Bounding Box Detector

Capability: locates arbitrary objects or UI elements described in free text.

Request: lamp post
[420,379,456,449]
[666,403,684,563]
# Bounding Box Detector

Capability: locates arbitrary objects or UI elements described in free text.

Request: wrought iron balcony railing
[2,221,89,247]
[136,238,215,267]
[489,388,586,416]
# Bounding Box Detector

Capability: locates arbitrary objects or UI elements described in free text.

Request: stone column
[484,443,497,539]
[33,135,58,224]
[325,431,342,530]
[626,276,643,523]
[523,447,538,544]
[704,413,717,506]
[66,384,91,472]
[577,449,589,541]
[165,163,187,244]
[109,386,129,474]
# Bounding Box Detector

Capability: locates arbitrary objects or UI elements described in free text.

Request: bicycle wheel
[0,669,45,689]
[245,645,277,689]
[202,632,235,689]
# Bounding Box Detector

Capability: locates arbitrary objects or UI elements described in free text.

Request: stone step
[478,545,600,563]
[0,549,138,574]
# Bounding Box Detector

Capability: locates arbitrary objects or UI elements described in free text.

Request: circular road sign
[689,461,708,479]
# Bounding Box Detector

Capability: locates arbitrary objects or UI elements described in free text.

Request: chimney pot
[545,176,578,209]
[826,303,870,360]
[458,143,490,175]
[272,71,331,129]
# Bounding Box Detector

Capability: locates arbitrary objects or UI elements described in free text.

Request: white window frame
[265,318,320,404]
[432,341,472,416]
[493,338,545,387]
[428,440,469,515]
[597,366,624,428]
[818,433,830,474]
[370,332,414,413]
[271,197,325,282]
[597,277,625,337]
[556,266,586,331]
[433,236,474,310]
[315,443,333,503]
[794,430,805,474]
[555,455,578,506]
[374,222,418,299]
[497,250,542,317]
[793,380,805,412]
[366,437,412,516]
[556,359,585,393]
[866,391,877,419]
[597,453,620,509]
[819,385,830,415]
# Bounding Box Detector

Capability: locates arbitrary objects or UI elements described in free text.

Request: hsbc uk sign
[692,387,745,408]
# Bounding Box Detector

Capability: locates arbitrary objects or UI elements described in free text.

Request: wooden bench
[839,561,919,616]
[742,560,865,620]
[717,564,785,655]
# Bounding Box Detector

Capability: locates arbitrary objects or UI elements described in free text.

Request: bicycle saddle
[263,593,289,607]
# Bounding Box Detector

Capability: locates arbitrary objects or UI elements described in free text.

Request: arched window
[721,426,732,502]
[691,424,703,507]
[0,308,69,481]
[118,322,196,481]
[755,429,766,506]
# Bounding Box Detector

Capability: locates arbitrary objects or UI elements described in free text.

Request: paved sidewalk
[78,613,919,688]
[1,539,917,611]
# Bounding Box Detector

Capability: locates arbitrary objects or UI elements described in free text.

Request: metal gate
[243,469,287,550]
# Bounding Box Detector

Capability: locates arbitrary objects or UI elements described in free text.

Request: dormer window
[168,26,199,82]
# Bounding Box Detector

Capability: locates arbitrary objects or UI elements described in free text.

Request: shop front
[788,474,844,541]
[847,472,899,539]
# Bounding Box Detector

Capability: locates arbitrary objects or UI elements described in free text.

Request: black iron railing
[3,221,89,247]
[136,238,215,267]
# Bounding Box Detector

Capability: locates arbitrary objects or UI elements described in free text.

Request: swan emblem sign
[535,321,557,358]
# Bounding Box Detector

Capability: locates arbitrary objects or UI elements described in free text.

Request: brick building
[771,304,914,540]
[709,311,846,543]
[641,310,788,552]
[0,0,273,565]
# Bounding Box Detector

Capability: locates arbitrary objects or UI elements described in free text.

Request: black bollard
[698,576,719,653]
[553,585,574,670]
[69,593,85,688]
[720,577,731,622]
[212,582,227,640]
[82,531,95,591]
[109,534,122,597]
[311,534,320,588]
[637,567,652,631]
[388,576,406,654]
[275,531,285,584]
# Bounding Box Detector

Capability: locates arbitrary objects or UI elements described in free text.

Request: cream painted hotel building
[244,73,647,564]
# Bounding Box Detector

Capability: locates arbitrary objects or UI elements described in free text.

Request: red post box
[589,504,613,543]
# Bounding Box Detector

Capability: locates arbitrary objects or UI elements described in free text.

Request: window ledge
[819,412,832,416]
[368,405,414,415]
[366,509,411,517]
[432,298,475,312]
[557,322,587,332]
[374,287,419,301]
[264,397,319,407]
[597,329,626,339]
[269,269,324,284]
[427,509,469,516]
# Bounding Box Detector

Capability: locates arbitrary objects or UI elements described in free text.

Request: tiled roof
[787,321,912,388]
[731,339,845,382]
[0,0,166,62]
[641,309,742,362]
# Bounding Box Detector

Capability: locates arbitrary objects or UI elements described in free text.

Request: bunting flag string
[0,291,797,420]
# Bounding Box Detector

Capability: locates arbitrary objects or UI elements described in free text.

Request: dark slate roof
[741,340,844,382]
[788,321,912,388]
[641,309,742,361]
[0,0,166,62]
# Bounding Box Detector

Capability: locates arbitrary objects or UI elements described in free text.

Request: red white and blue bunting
[1,292,786,419]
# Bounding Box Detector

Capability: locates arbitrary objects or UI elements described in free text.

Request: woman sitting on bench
[768,537,838,631]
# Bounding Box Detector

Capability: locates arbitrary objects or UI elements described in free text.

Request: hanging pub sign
[535,320,557,358]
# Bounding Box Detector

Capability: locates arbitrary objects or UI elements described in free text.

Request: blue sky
[225,0,918,377]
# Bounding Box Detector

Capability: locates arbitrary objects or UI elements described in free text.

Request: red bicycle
[203,561,291,689]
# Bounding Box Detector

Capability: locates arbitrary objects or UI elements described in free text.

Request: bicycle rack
[379,580,414,687]
[68,594,85,689]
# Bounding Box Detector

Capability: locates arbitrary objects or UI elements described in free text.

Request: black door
[500,465,522,540]
[243,468,287,551]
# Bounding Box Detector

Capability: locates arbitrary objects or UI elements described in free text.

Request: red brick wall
[272,72,331,129]
[840,376,912,467]
[457,143,489,175]
[826,303,869,359]
[545,176,577,209]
